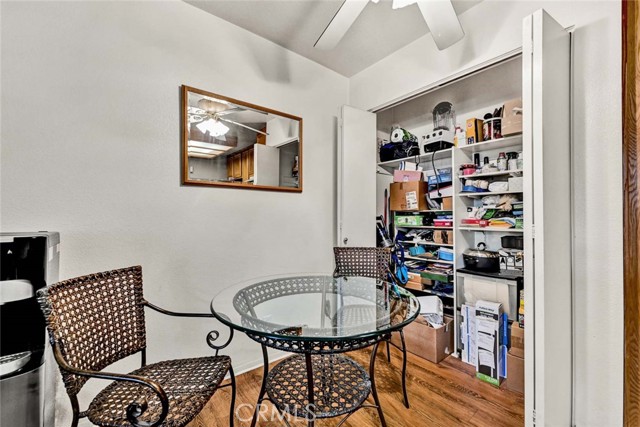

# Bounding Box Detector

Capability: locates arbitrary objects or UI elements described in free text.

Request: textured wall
[0,1,348,424]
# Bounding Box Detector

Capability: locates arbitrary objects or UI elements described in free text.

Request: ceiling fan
[315,0,465,51]
[187,98,269,138]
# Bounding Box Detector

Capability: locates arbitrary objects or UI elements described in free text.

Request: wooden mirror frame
[181,85,303,193]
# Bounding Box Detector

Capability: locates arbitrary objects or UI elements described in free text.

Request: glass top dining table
[210,275,420,427]
[210,275,420,347]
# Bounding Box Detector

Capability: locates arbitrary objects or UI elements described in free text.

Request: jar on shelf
[497,152,508,171]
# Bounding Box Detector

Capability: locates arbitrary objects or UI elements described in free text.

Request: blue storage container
[438,248,454,261]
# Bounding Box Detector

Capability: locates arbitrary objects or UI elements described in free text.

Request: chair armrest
[143,300,214,318]
[143,300,234,356]
[52,344,168,427]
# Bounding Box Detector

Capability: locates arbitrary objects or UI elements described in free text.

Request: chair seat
[87,355,231,427]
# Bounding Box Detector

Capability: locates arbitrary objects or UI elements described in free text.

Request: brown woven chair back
[333,247,391,281]
[37,265,147,396]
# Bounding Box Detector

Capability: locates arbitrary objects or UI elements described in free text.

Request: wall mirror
[181,85,302,192]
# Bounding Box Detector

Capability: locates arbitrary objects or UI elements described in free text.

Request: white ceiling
[185,0,483,77]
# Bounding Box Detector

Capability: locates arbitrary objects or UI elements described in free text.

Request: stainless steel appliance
[1,232,59,427]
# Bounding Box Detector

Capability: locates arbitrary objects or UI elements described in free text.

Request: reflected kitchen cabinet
[232,153,242,180]
[256,127,267,145]
[241,150,250,183]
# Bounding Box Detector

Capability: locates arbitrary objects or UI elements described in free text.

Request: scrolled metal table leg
[369,341,388,427]
[250,344,270,427]
[399,329,410,408]
[305,353,316,427]
[229,365,237,427]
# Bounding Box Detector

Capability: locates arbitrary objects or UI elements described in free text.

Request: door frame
[623,1,640,426]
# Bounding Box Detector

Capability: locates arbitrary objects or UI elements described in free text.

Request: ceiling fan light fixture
[195,119,230,137]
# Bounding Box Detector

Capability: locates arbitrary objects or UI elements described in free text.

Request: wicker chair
[37,265,236,427]
[333,247,410,408]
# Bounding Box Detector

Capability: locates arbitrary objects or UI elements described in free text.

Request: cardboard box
[393,170,423,183]
[391,315,454,364]
[475,300,506,387]
[390,182,428,211]
[441,197,453,210]
[466,118,484,145]
[502,98,523,136]
[433,230,453,245]
[518,289,525,328]
[506,352,524,394]
[510,323,525,358]
[405,272,423,291]
[404,281,424,292]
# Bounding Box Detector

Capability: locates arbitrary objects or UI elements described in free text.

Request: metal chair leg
[305,353,316,427]
[399,330,410,408]
[386,340,391,362]
[369,341,387,427]
[70,395,80,427]
[250,345,270,427]
[228,365,237,427]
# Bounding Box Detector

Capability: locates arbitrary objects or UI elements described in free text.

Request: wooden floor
[188,347,524,427]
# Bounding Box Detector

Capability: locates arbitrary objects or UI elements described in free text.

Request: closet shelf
[405,256,454,265]
[395,225,453,230]
[377,148,453,170]
[458,134,522,153]
[399,240,454,247]
[458,190,522,198]
[458,227,524,233]
[392,209,452,213]
[457,169,523,179]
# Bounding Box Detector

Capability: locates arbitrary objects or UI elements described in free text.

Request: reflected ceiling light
[187,147,225,155]
[392,0,416,9]
[195,119,230,137]
[188,141,233,151]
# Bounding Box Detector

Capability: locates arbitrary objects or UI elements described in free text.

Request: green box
[395,215,425,226]
[420,271,451,283]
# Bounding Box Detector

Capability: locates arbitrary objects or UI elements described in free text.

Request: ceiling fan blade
[314,0,369,50]
[217,117,269,136]
[216,107,245,116]
[417,0,464,50]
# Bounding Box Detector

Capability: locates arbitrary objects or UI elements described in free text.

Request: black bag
[379,140,420,162]
[380,127,420,162]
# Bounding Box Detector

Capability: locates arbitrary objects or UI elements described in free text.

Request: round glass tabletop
[210,275,420,343]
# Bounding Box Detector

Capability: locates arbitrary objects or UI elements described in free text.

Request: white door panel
[337,105,376,247]
[523,9,572,427]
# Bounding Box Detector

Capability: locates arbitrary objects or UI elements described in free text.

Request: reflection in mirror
[181,86,302,192]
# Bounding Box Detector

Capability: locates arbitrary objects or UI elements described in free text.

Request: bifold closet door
[336,105,376,247]
[523,9,572,427]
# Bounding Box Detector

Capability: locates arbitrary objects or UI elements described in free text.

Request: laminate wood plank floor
[188,347,524,427]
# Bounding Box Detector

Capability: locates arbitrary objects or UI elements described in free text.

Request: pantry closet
[337,9,572,427]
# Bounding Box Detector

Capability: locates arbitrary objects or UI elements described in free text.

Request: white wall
[351,1,623,426]
[0,1,348,425]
